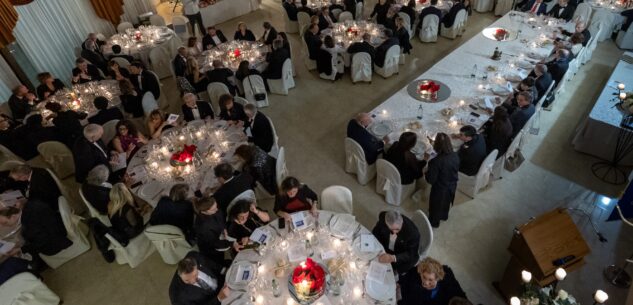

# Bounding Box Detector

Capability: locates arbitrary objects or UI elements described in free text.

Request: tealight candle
[179,135,185,141]
[281,240,288,249]
[333,239,341,248]
[510,297,520,305]
[349,261,357,269]
[258,264,266,274]
[287,298,295,305]
[306,231,314,240]
[165,166,173,173]
[521,270,532,283]
[594,290,608,303]
[256,295,264,304]
[195,131,203,138]
[555,268,566,281]
[353,286,362,298]
[459,100,465,106]
[150,162,158,169]
[382,109,388,115]
[620,92,627,100]
[478,84,485,90]
[618,83,626,90]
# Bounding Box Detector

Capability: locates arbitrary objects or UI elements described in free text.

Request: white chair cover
[338,11,354,22]
[226,190,257,217]
[301,37,317,70]
[172,16,190,39]
[320,185,353,214]
[150,14,166,26]
[0,272,60,305]
[473,0,494,12]
[0,144,24,163]
[351,52,372,83]
[332,8,343,20]
[457,149,498,198]
[234,96,249,105]
[375,159,415,206]
[268,59,296,95]
[149,46,171,79]
[79,187,112,226]
[284,8,299,34]
[40,197,91,269]
[267,115,280,158]
[616,24,633,49]
[148,70,164,101]
[397,12,413,40]
[535,80,555,108]
[37,141,75,179]
[142,91,159,116]
[101,119,120,146]
[565,58,579,82]
[573,3,592,24]
[244,75,270,108]
[374,45,400,78]
[419,14,440,43]
[297,12,311,36]
[0,160,23,172]
[144,225,194,265]
[588,10,614,42]
[494,0,514,16]
[344,138,376,185]
[117,22,134,33]
[411,210,433,259]
[206,82,230,108]
[276,147,288,188]
[440,9,467,39]
[583,25,602,64]
[105,232,155,268]
[110,56,131,68]
[356,2,364,20]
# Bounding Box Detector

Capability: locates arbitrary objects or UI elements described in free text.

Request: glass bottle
[272,278,281,297]
[470,64,477,79]
[417,105,423,120]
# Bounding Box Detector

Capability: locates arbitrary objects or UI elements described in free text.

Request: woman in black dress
[234,144,277,195]
[482,107,513,157]
[234,22,257,41]
[384,132,425,185]
[107,183,146,242]
[226,199,270,240]
[118,78,144,118]
[395,16,412,54]
[36,72,65,100]
[274,176,318,222]
[370,0,391,26]
[400,257,468,305]
[425,133,459,228]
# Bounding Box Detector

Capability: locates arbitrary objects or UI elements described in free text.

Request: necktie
[197,279,210,290]
[530,3,538,13]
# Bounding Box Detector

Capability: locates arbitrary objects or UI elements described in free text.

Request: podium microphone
[565,208,608,243]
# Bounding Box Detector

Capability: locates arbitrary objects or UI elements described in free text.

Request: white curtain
[13,0,115,86]
[0,56,20,102]
[121,0,157,24]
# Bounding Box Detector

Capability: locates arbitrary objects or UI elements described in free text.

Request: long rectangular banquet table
[201,0,260,26]
[572,51,633,166]
[368,11,572,150]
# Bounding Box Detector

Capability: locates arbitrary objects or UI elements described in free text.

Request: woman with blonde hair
[185,56,209,93]
[399,257,467,305]
[234,22,256,41]
[146,109,176,139]
[107,183,145,241]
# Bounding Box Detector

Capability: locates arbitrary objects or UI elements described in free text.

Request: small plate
[139,181,162,199]
[369,122,392,137]
[365,276,395,302]
[227,132,245,142]
[491,85,512,96]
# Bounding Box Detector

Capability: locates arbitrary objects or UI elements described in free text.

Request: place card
[321,250,338,260]
[360,234,379,253]
[0,240,15,255]
[287,244,307,262]
[249,227,270,245]
[367,261,390,283]
[166,114,179,124]
[291,212,308,231]
[235,264,254,283]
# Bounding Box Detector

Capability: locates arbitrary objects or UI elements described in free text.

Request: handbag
[247,76,266,102]
[504,134,525,172]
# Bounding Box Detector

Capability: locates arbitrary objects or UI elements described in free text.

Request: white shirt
[191,107,201,120]
[211,35,222,46]
[195,270,218,291]
[388,233,397,251]
[183,0,200,15]
[137,74,143,90]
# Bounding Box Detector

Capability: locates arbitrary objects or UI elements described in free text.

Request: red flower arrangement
[291,258,326,293]
[494,28,508,41]
[170,144,197,166]
[134,31,142,41]
[230,48,241,58]
[419,81,441,93]
[419,0,428,3]
[346,27,360,36]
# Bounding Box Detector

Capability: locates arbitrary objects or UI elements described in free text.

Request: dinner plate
[139,181,162,199]
[226,260,257,290]
[329,214,357,239]
[365,275,395,302]
[503,71,525,82]
[491,85,512,96]
[214,120,228,129]
[352,234,381,261]
[369,122,392,137]
[227,132,245,142]
[527,51,546,60]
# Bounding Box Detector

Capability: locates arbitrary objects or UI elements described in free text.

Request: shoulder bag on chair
[248,78,267,103]
[504,135,525,172]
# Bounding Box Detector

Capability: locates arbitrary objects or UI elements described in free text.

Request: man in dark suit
[375,29,399,68]
[218,94,247,123]
[545,49,570,84]
[244,104,275,153]
[206,60,237,95]
[182,93,214,122]
[417,0,442,31]
[318,7,337,31]
[510,92,536,138]
[443,0,465,28]
[347,33,376,65]
[9,164,61,211]
[522,0,548,15]
[8,85,38,121]
[169,251,230,305]
[261,22,278,46]
[74,57,104,83]
[548,0,575,21]
[128,61,161,99]
[73,124,112,183]
[297,0,315,16]
[304,24,322,60]
[372,210,420,276]
[561,21,591,46]
[621,8,633,32]
[21,199,73,257]
[88,96,123,125]
[212,163,254,214]
[262,40,290,81]
[347,113,384,165]
[455,125,487,176]
[533,63,553,101]
[283,0,299,21]
[194,197,242,262]
[108,44,135,63]
[202,26,228,50]
[23,114,62,160]
[174,47,188,78]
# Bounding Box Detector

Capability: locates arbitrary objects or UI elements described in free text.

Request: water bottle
[417,105,423,120]
[272,278,281,297]
[470,64,477,79]
[305,239,314,257]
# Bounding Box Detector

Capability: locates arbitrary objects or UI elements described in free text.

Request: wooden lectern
[495,208,591,300]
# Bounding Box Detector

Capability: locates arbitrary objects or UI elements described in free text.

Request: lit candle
[478,84,485,90]
[179,135,185,141]
[150,162,158,169]
[382,109,388,115]
[258,264,266,274]
[555,268,566,281]
[287,298,295,305]
[333,239,341,248]
[510,297,520,305]
[618,83,625,90]
[620,92,627,100]
[349,261,356,269]
[256,295,264,304]
[459,100,465,106]
[195,131,203,138]
[306,231,314,241]
[164,166,173,173]
[353,286,362,298]
[281,240,288,249]
[521,270,532,283]
[594,290,608,303]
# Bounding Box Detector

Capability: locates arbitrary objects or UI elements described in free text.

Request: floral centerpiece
[170,144,197,167]
[289,258,327,304]
[419,0,428,4]
[494,28,508,41]
[134,31,142,41]
[346,27,360,37]
[419,80,441,101]
[620,91,633,114]
[514,269,608,305]
[228,48,241,61]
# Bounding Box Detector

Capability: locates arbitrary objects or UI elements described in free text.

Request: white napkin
[0,190,24,207]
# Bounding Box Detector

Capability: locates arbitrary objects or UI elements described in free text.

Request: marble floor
[38,1,633,305]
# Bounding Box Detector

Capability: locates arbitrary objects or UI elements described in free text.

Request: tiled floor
[38,1,633,305]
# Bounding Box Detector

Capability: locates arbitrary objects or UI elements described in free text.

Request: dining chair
[344,137,376,185]
[457,149,499,198]
[105,232,155,268]
[320,185,353,214]
[144,225,195,265]
[376,159,415,206]
[351,52,372,84]
[411,210,433,259]
[0,272,60,305]
[268,58,296,96]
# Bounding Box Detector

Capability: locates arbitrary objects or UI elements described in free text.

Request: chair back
[276,146,288,188]
[320,185,353,214]
[117,22,134,33]
[267,115,280,158]
[37,141,75,179]
[297,12,311,34]
[377,45,400,78]
[206,82,230,108]
[110,57,131,69]
[0,144,24,163]
[142,91,159,116]
[616,21,633,49]
[58,196,82,240]
[149,46,171,79]
[78,187,112,226]
[45,168,75,210]
[0,160,24,172]
[101,119,120,146]
[420,14,440,42]
[535,80,555,108]
[269,59,295,95]
[344,137,375,185]
[355,2,364,20]
[454,9,467,31]
[234,96,249,105]
[411,210,433,259]
[583,25,602,64]
[338,11,354,22]
[474,149,498,194]
[397,12,412,38]
[172,16,189,38]
[331,8,343,20]
[0,272,60,305]
[351,52,372,83]
[573,3,592,24]
[376,159,413,206]
[473,0,494,12]
[226,189,257,216]
[243,75,269,108]
[283,7,299,33]
[150,14,166,26]
[144,225,193,264]
[106,232,155,268]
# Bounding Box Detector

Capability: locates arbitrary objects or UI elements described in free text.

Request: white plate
[227,132,245,142]
[226,261,257,290]
[365,277,395,302]
[214,120,228,129]
[503,72,524,82]
[527,51,545,60]
[516,60,533,69]
[352,235,381,261]
[491,85,512,96]
[139,181,162,199]
[329,214,357,239]
[369,122,392,137]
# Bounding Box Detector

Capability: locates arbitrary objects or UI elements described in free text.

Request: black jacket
[150,197,195,238]
[483,119,513,157]
[246,112,275,153]
[316,48,334,75]
[21,199,72,256]
[375,37,399,67]
[109,204,145,242]
[36,79,65,100]
[233,30,256,42]
[72,64,104,85]
[548,4,576,21]
[182,102,215,122]
[174,54,188,78]
[22,168,61,212]
[370,3,390,25]
[24,126,62,160]
[348,41,376,66]
[400,5,416,25]
[425,152,459,227]
[534,72,553,101]
[81,183,110,214]
[213,173,254,214]
[457,134,487,176]
[194,211,231,262]
[318,13,337,31]
[219,102,247,123]
[88,108,124,126]
[443,3,464,28]
[53,110,88,147]
[73,137,110,183]
[546,58,569,84]
[274,184,318,214]
[263,48,290,79]
[130,69,161,99]
[400,265,467,305]
[298,6,315,16]
[202,31,228,49]
[8,95,34,121]
[396,27,412,54]
[372,211,420,275]
[346,120,383,165]
[206,68,235,95]
[384,141,425,185]
[562,28,591,46]
[227,212,267,240]
[283,1,299,21]
[304,31,322,60]
[509,104,535,138]
[169,251,224,305]
[344,0,357,16]
[262,27,278,45]
[120,93,144,118]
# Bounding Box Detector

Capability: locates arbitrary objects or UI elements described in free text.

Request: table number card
[235,264,254,283]
[249,227,269,245]
[166,114,179,124]
[291,212,308,231]
[360,234,378,253]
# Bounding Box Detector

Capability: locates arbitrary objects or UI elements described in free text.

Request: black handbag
[247,76,266,102]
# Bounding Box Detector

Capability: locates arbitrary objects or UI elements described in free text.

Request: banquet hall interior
[1,0,633,305]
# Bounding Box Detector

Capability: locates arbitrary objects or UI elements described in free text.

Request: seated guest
[304,24,322,60]
[462,0,473,15]
[81,165,112,215]
[186,56,210,93]
[108,183,145,241]
[212,163,254,214]
[194,197,243,262]
[400,257,467,305]
[112,120,147,159]
[107,60,130,81]
[233,22,256,42]
[371,0,391,26]
[218,94,247,123]
[150,184,195,239]
[45,102,87,147]
[174,47,189,78]
[283,0,299,21]
[548,0,575,21]
[443,0,465,28]
[261,22,278,46]
[316,41,336,79]
[263,39,291,82]
[0,115,21,157]
[522,0,547,15]
[545,49,570,84]
[36,72,65,100]
[147,109,175,139]
[182,93,214,122]
[23,114,61,160]
[9,164,60,211]
[372,210,420,275]
[244,104,275,153]
[169,251,230,305]
[375,29,399,68]
[418,0,442,32]
[400,0,417,25]
[347,33,376,65]
[322,35,345,75]
[318,7,337,31]
[277,32,292,56]
[118,78,144,118]
[71,57,104,85]
[274,176,318,221]
[297,0,315,16]
[482,107,513,157]
[234,144,277,195]
[88,96,123,125]
[569,33,584,57]
[509,92,536,137]
[384,132,425,184]
[533,63,553,101]
[344,0,357,17]
[561,21,590,46]
[128,61,161,99]
[455,126,486,176]
[203,26,228,50]
[186,37,202,57]
[226,199,270,240]
[108,44,134,62]
[8,85,38,121]
[395,17,412,54]
[507,77,538,108]
[425,133,459,227]
[235,60,261,83]
[206,60,237,95]
[73,124,113,183]
[621,8,633,32]
[347,113,384,165]
[21,199,72,257]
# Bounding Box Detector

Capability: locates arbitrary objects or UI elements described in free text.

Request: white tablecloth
[201,0,261,26]
[587,1,627,42]
[103,27,182,70]
[572,52,633,165]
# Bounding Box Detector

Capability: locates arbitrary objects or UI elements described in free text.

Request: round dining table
[103,25,182,71]
[321,20,387,66]
[42,80,121,117]
[221,210,397,305]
